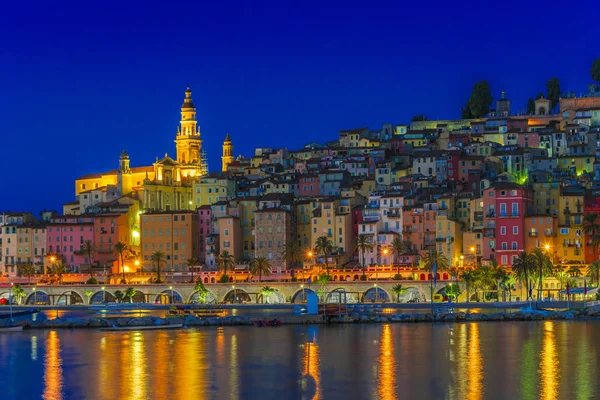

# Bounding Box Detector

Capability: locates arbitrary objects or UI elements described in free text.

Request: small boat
[100,323,183,332]
[0,325,24,333]
[0,308,39,319]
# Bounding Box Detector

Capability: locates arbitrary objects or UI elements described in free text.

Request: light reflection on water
[1,322,600,399]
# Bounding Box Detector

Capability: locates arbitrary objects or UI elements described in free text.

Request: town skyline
[3,1,600,211]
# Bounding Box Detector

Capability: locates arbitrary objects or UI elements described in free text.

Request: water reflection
[466,323,483,400]
[377,324,396,400]
[229,334,239,400]
[539,321,559,399]
[31,335,38,361]
[302,331,321,400]
[42,331,63,400]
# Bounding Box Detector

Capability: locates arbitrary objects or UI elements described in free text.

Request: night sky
[1,0,599,213]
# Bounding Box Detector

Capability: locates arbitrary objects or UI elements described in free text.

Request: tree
[473,264,497,302]
[282,241,303,277]
[512,251,533,301]
[464,81,493,118]
[314,236,334,275]
[217,250,235,277]
[501,273,517,302]
[390,237,411,276]
[194,281,209,303]
[250,257,272,282]
[587,261,600,287]
[113,242,129,284]
[553,265,568,293]
[11,284,25,305]
[568,265,582,277]
[583,212,600,262]
[411,114,429,122]
[314,274,331,302]
[187,257,199,283]
[421,249,449,273]
[84,290,93,305]
[526,97,536,115]
[18,264,36,284]
[391,284,407,303]
[260,286,275,304]
[114,290,124,303]
[445,284,462,302]
[150,251,166,283]
[355,235,374,275]
[546,78,561,112]
[493,267,508,302]
[124,287,137,303]
[460,270,476,303]
[49,261,68,285]
[82,240,96,279]
[528,248,553,301]
[591,58,600,84]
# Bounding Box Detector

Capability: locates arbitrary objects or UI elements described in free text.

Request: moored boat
[100,323,183,332]
[0,325,24,333]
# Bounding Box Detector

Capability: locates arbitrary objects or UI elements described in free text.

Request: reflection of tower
[222,133,234,172]
[117,150,132,196]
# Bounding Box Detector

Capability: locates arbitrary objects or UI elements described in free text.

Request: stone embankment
[3,307,600,329]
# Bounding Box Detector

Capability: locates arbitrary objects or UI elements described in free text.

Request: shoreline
[3,307,600,330]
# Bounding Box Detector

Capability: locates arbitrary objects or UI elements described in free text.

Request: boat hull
[100,323,183,332]
[0,325,24,333]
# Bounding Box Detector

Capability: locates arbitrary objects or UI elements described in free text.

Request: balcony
[474,212,484,221]
[484,231,495,238]
[528,231,538,237]
[402,227,413,234]
[387,210,401,218]
[486,211,496,218]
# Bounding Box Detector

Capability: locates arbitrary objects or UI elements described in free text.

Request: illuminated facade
[222,133,234,172]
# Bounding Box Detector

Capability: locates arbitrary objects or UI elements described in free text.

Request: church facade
[73,88,220,214]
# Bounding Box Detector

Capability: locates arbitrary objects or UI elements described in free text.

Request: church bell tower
[222,133,234,172]
[175,88,203,177]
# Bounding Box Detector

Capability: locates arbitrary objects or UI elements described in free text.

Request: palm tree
[114,290,124,303]
[421,249,449,274]
[282,241,303,277]
[445,284,462,302]
[250,257,272,282]
[460,270,476,302]
[151,251,166,283]
[217,250,235,278]
[84,290,93,305]
[124,287,137,303]
[554,266,568,293]
[473,264,497,302]
[11,284,25,305]
[82,240,96,279]
[501,273,517,302]
[314,274,331,302]
[567,265,582,277]
[18,264,36,284]
[391,284,407,303]
[529,248,553,301]
[49,261,68,284]
[113,242,129,284]
[194,281,209,303]
[584,212,600,261]
[315,236,334,275]
[390,237,411,276]
[187,257,199,283]
[512,251,533,301]
[494,267,508,302]
[587,261,600,287]
[355,235,374,275]
[260,286,275,304]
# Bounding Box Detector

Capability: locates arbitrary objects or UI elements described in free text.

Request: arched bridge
[3,281,465,306]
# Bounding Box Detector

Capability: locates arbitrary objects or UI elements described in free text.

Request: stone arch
[210,277,216,283]
[189,289,217,304]
[326,288,358,304]
[333,275,338,281]
[25,291,51,305]
[203,277,209,284]
[291,288,316,303]
[223,289,251,304]
[90,291,116,304]
[394,287,421,303]
[155,290,183,304]
[129,290,146,303]
[55,291,84,305]
[362,287,390,303]
[353,274,359,281]
[257,288,285,304]
[420,273,426,280]
[443,273,449,280]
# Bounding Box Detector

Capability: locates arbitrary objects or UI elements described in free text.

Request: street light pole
[232,285,236,304]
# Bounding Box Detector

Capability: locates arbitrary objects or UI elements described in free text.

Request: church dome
[120,150,129,159]
[181,87,195,109]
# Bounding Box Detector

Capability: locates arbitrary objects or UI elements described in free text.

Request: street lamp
[470,246,476,266]
[374,283,378,303]
[232,285,236,304]
[169,286,173,304]
[301,284,305,303]
[101,286,105,303]
[33,287,36,305]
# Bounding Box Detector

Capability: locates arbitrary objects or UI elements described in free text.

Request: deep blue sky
[1,0,599,213]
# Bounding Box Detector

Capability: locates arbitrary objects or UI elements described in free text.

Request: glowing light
[132,231,140,238]
[43,331,63,399]
[467,323,483,400]
[378,324,396,400]
[539,321,559,399]
[134,260,140,266]
[124,266,130,273]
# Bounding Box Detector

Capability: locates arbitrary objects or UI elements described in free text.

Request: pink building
[492,183,532,267]
[46,216,94,271]
[299,174,320,197]
[93,212,129,272]
[197,205,213,264]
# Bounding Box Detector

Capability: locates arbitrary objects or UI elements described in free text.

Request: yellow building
[193,174,237,206]
[222,133,234,172]
[311,198,353,263]
[296,199,312,249]
[435,215,463,264]
[556,188,585,263]
[462,231,482,266]
[557,156,594,176]
[74,88,209,212]
[532,182,559,216]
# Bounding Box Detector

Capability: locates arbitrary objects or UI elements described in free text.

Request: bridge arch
[55,290,84,305]
[362,287,390,303]
[326,288,358,304]
[189,289,217,304]
[291,288,317,303]
[90,290,116,304]
[257,288,285,304]
[25,291,51,305]
[223,289,251,304]
[155,289,183,304]
[128,290,147,303]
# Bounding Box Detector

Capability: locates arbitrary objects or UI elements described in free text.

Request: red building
[93,212,129,272]
[46,215,95,271]
[298,174,320,197]
[197,205,213,264]
[493,183,532,267]
[584,195,600,263]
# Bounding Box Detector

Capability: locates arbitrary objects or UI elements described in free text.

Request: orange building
[141,210,199,273]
